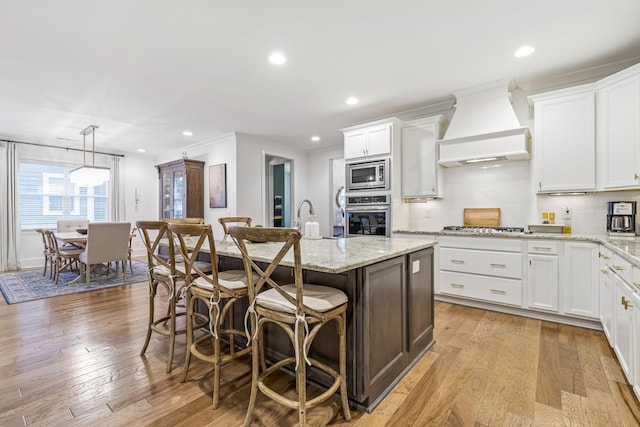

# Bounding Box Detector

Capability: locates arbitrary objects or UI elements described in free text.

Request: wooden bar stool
[218,216,252,240]
[136,220,210,373]
[229,226,351,427]
[169,223,252,409]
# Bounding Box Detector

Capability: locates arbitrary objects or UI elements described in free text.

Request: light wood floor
[1,276,639,426]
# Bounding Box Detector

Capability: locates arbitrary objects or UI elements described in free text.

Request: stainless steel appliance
[345,193,390,237]
[607,201,638,236]
[346,158,390,191]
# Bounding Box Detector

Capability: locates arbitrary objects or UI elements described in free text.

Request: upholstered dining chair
[136,220,210,373]
[44,230,83,284]
[218,216,252,240]
[168,222,252,409]
[228,226,351,427]
[78,222,131,287]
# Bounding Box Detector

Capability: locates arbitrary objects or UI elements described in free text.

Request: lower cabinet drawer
[440,271,522,306]
[440,247,522,279]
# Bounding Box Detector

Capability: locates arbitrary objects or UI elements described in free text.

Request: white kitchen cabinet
[563,242,599,319]
[613,273,635,382]
[527,241,559,312]
[599,246,615,342]
[598,63,640,190]
[633,290,640,401]
[439,236,523,307]
[529,85,597,193]
[400,115,447,199]
[343,119,400,160]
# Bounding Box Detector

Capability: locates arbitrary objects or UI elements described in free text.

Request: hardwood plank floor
[1,275,639,426]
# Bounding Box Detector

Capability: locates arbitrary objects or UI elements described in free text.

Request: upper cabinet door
[530,87,596,193]
[598,69,640,190]
[366,124,392,157]
[400,116,446,199]
[343,121,393,161]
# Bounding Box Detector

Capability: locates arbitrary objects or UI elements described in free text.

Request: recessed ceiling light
[346,97,359,105]
[514,45,535,58]
[137,148,146,153]
[311,136,320,142]
[182,131,193,136]
[269,52,286,65]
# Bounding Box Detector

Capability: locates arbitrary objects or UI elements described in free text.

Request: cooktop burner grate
[443,226,525,233]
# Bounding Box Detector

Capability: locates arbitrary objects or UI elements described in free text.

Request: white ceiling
[1,1,639,157]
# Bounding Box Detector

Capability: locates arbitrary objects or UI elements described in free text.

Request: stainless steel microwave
[346,158,390,191]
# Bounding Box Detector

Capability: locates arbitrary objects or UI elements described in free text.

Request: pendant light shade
[69,125,110,186]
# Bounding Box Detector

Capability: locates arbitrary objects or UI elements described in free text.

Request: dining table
[54,231,88,249]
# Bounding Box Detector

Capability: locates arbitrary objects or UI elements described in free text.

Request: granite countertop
[394,229,640,268]
[208,235,435,274]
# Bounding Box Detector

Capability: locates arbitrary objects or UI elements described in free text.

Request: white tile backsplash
[397,159,640,234]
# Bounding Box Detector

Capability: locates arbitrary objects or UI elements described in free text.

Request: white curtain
[109,156,125,222]
[0,141,21,271]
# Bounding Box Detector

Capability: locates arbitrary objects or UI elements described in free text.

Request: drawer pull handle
[532,246,552,251]
[450,283,465,288]
[634,282,640,289]
[490,263,507,268]
[622,296,634,310]
[450,259,465,264]
[490,288,507,295]
[601,269,609,275]
[613,265,624,271]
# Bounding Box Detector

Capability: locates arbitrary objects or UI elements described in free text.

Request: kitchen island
[211,235,436,412]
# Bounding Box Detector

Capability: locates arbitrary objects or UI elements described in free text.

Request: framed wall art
[209,163,227,208]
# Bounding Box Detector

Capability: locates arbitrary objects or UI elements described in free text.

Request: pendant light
[69,125,110,186]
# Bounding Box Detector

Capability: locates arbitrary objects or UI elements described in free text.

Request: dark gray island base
[214,236,436,412]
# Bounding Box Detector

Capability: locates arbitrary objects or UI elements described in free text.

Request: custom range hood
[437,79,530,167]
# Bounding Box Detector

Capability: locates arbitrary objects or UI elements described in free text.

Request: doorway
[266,155,292,227]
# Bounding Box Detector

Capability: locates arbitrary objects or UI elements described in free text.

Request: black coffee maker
[607,201,638,236]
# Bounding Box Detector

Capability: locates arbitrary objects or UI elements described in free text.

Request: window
[19,162,109,229]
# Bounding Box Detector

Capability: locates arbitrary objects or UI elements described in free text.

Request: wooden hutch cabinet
[156,159,205,219]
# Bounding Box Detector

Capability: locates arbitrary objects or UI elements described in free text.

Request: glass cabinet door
[161,171,172,218]
[173,171,184,218]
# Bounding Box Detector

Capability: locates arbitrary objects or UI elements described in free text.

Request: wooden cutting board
[463,208,501,227]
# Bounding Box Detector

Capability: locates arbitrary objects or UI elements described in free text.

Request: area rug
[0,260,149,304]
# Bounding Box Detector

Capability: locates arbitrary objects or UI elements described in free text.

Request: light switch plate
[412,260,420,274]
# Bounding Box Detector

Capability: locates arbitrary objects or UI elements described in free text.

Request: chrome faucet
[294,199,315,230]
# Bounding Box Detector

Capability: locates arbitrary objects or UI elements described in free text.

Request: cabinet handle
[450,283,465,288]
[601,269,609,275]
[490,263,507,268]
[622,296,634,310]
[450,259,465,264]
[613,265,625,271]
[635,173,639,180]
[532,246,552,251]
[490,288,507,294]
[538,181,542,189]
[633,282,640,289]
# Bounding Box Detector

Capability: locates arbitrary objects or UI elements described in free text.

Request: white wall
[307,146,344,237]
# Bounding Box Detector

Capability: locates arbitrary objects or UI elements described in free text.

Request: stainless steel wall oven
[345,193,390,237]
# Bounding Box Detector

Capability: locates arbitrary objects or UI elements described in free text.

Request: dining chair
[169,222,252,409]
[126,226,138,274]
[44,230,83,284]
[136,220,211,373]
[35,228,53,278]
[228,226,351,427]
[78,222,131,287]
[218,217,252,240]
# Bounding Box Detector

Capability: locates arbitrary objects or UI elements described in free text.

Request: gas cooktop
[443,226,525,234]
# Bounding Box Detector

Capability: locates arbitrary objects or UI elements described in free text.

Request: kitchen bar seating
[229,226,351,427]
[168,223,252,409]
[218,216,252,240]
[136,220,210,373]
